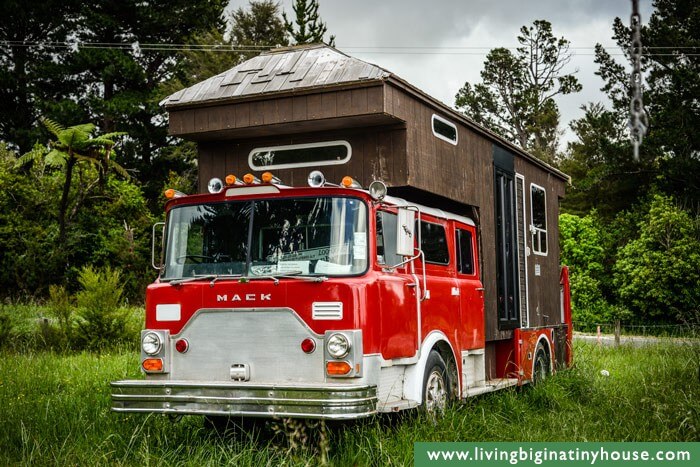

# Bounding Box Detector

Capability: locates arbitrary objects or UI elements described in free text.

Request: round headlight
[326,333,350,358]
[142,332,163,356]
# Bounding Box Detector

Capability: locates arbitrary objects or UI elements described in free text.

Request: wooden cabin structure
[161,44,570,377]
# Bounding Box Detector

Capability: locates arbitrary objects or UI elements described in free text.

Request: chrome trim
[111,380,377,419]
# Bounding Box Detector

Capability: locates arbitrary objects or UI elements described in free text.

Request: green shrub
[614,194,700,324]
[73,266,128,349]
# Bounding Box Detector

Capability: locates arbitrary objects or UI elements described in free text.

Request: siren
[207,178,223,193]
[308,170,326,187]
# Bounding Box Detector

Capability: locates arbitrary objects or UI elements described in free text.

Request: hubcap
[425,370,447,414]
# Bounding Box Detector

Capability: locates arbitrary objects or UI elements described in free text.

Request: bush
[73,266,129,349]
[614,194,700,324]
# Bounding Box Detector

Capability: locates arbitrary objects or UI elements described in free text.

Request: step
[464,378,519,398]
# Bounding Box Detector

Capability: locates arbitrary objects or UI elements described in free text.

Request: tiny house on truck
[111,44,572,419]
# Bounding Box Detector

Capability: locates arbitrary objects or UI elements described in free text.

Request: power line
[2,41,699,57]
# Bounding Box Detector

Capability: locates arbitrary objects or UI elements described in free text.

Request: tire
[532,345,551,384]
[422,350,449,418]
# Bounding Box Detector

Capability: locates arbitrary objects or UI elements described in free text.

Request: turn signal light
[243,173,260,185]
[142,358,163,372]
[326,361,352,375]
[225,174,239,185]
[261,171,281,184]
[164,188,185,199]
[341,176,361,189]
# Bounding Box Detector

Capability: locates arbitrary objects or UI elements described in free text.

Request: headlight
[142,332,163,356]
[326,333,350,358]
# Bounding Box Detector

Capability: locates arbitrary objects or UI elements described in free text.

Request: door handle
[475,287,485,291]
[406,283,417,288]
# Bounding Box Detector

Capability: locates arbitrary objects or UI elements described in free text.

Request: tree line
[1,0,697,325]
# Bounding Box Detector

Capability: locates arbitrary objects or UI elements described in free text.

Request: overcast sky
[226,0,655,145]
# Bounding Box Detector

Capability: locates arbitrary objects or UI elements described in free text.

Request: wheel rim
[425,370,447,414]
[534,353,548,383]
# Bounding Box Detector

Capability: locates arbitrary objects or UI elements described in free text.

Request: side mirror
[151,222,165,270]
[396,208,416,257]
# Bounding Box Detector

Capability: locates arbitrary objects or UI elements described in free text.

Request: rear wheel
[422,351,449,417]
[533,345,551,384]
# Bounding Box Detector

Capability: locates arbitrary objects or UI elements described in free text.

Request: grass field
[1,341,698,466]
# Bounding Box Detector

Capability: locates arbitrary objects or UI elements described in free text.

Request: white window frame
[431,114,458,145]
[248,140,352,171]
[529,183,548,256]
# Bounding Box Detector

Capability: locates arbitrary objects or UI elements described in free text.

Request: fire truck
[111,45,572,420]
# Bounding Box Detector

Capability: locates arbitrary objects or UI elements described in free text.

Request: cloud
[227,0,656,144]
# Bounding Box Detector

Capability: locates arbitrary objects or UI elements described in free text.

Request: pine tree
[283,0,335,47]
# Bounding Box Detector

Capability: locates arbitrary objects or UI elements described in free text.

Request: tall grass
[0,341,697,466]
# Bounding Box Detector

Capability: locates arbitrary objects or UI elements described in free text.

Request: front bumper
[111,380,377,420]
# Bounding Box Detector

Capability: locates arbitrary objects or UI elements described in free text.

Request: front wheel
[422,351,449,418]
[533,345,551,384]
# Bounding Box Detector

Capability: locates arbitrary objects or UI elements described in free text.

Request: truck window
[456,229,474,275]
[248,141,351,170]
[376,211,402,266]
[420,221,449,265]
[530,184,548,255]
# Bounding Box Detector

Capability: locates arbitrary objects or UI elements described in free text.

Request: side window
[376,211,402,267]
[456,229,474,275]
[530,184,548,255]
[432,114,458,145]
[420,221,449,265]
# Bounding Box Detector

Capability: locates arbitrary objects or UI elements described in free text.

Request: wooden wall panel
[197,127,407,193]
[515,158,566,330]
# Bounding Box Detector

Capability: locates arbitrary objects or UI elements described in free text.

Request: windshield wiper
[169,273,242,287]
[241,270,327,285]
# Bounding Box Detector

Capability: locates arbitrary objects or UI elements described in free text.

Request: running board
[463,378,519,398]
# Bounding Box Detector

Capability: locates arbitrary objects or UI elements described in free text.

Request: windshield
[162,196,368,280]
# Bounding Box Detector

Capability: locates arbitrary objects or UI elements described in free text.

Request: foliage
[283,0,335,47]
[559,103,654,217]
[0,0,81,153]
[0,140,155,301]
[17,118,128,245]
[559,213,615,324]
[614,195,700,324]
[455,20,581,163]
[73,266,130,349]
[48,285,73,343]
[232,0,290,58]
[593,0,700,208]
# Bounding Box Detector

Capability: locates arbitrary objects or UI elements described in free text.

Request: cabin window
[431,114,458,145]
[456,229,474,275]
[530,184,548,255]
[420,221,449,265]
[248,140,351,170]
[376,211,403,267]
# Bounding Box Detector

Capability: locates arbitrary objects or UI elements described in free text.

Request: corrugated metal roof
[162,44,391,108]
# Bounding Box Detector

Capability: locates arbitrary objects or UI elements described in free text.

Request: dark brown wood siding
[197,126,407,192]
[169,84,393,141]
[515,157,566,328]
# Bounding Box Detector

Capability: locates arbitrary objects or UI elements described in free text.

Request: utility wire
[2,41,698,56]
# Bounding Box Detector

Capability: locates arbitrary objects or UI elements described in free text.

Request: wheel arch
[403,331,459,404]
[532,333,553,377]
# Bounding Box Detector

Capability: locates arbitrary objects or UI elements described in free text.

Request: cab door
[376,210,419,360]
[455,223,485,350]
[414,218,460,346]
